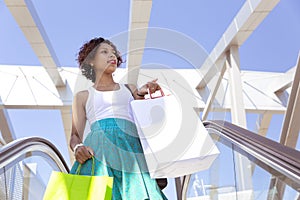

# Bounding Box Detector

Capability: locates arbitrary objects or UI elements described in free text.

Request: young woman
[69,37,168,199]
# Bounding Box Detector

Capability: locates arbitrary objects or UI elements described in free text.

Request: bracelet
[137,93,144,97]
[73,143,84,154]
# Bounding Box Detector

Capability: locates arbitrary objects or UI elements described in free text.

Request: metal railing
[0,137,69,200]
[0,137,69,173]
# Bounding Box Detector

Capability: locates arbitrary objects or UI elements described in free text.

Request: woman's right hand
[75,145,94,164]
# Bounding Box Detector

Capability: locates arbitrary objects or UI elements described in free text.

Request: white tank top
[85,84,135,125]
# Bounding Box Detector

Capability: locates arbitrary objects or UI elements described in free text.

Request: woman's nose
[110,52,116,58]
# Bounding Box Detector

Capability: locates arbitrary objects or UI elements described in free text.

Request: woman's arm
[69,91,93,164]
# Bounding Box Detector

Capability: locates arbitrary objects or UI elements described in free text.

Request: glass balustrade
[185,127,300,200]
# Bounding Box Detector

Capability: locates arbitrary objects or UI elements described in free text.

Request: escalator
[0,137,69,200]
[181,121,300,200]
[0,121,299,200]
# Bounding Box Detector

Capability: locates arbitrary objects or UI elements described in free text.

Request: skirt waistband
[91,118,137,131]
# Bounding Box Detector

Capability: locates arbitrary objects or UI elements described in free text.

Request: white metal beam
[227,46,253,191]
[127,0,152,84]
[255,112,272,137]
[0,109,15,143]
[23,163,31,200]
[60,108,73,164]
[4,0,65,87]
[0,97,16,143]
[197,0,280,89]
[201,57,226,121]
[227,46,247,127]
[267,53,300,200]
[280,53,300,148]
[269,67,296,93]
[252,112,272,185]
[284,86,300,147]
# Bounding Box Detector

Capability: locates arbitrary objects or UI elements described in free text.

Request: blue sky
[0,0,300,198]
[1,0,299,70]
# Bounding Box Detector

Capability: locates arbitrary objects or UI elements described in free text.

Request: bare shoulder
[74,90,89,105]
[75,90,89,98]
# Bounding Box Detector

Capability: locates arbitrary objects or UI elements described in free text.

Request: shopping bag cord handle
[148,88,165,99]
[75,156,95,175]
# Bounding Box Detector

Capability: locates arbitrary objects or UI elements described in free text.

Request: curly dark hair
[77,37,123,83]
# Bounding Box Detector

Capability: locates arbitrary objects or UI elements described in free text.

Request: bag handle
[75,156,95,176]
[125,83,166,99]
[148,88,165,99]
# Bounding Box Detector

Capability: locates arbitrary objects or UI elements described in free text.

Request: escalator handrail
[203,120,300,177]
[0,136,69,173]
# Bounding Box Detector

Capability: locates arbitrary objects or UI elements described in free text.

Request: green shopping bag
[43,157,113,200]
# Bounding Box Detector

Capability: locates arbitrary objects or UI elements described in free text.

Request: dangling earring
[89,63,94,76]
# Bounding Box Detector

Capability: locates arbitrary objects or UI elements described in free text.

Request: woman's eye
[100,50,108,54]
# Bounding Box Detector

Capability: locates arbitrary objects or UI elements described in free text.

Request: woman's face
[91,42,118,74]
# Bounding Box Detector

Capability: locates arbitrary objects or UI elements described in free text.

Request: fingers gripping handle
[148,88,165,99]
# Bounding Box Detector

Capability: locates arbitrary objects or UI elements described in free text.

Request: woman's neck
[93,74,118,91]
[94,73,115,85]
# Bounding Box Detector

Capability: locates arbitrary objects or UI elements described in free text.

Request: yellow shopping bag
[43,157,113,200]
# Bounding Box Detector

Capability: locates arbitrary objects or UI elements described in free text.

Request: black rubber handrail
[0,137,69,173]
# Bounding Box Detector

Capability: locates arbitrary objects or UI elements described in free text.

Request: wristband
[73,143,84,154]
[136,92,144,97]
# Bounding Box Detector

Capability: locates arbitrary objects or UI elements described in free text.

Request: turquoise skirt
[70,118,168,200]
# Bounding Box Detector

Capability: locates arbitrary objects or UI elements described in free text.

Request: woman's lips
[108,60,116,64]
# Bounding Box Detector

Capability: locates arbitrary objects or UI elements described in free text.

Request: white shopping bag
[131,90,219,178]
